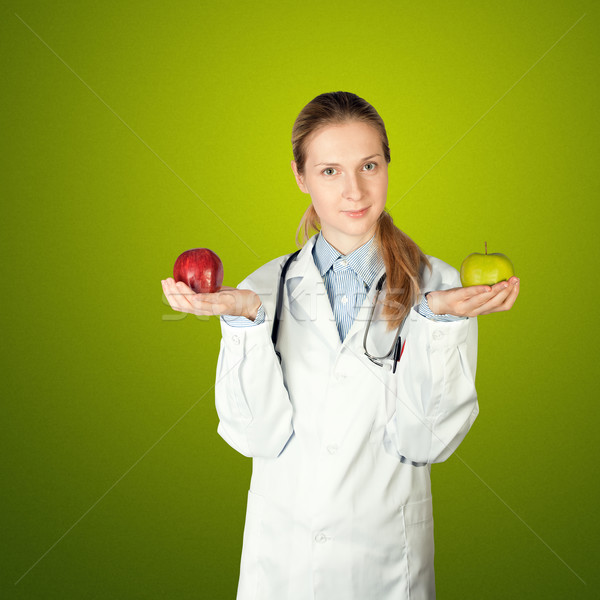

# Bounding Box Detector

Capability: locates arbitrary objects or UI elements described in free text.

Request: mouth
[343,206,370,218]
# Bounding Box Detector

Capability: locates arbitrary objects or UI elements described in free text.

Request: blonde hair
[291,91,430,329]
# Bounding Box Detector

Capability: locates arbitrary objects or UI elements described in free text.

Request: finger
[497,278,520,310]
[463,285,506,308]
[481,282,514,309]
[162,278,226,316]
[466,277,518,299]
[174,281,198,308]
[164,279,193,311]
[461,281,511,315]
[487,278,519,308]
[189,285,237,298]
[162,279,181,309]
[460,284,493,298]
[477,279,520,315]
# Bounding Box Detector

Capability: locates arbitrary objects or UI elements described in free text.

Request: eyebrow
[313,154,383,167]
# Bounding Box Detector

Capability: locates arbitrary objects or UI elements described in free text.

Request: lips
[343,207,370,218]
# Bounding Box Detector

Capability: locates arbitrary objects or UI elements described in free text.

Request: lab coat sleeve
[214,259,295,459]
[384,259,479,464]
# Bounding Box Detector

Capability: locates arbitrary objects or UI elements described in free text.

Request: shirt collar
[313,233,384,289]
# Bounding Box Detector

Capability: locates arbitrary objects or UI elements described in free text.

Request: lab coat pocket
[402,497,436,599]
[237,490,265,600]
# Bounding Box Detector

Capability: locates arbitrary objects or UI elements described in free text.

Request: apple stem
[485,241,488,255]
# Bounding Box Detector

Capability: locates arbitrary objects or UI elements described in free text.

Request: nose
[341,173,363,202]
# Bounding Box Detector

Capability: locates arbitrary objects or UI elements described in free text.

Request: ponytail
[375,211,431,330]
[295,204,320,248]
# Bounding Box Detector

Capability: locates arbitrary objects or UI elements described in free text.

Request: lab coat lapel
[285,236,341,352]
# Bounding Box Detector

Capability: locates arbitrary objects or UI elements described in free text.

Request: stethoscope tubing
[272,252,404,371]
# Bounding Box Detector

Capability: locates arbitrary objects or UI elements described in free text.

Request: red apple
[173,248,224,293]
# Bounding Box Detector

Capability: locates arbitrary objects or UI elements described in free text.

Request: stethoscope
[272,251,405,372]
[362,273,405,373]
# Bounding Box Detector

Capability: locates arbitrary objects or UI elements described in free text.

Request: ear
[291,160,309,194]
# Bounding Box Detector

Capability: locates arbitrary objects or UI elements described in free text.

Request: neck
[320,229,377,256]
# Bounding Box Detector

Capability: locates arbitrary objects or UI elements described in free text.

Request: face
[291,121,388,255]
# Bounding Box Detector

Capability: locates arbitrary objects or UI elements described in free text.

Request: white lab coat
[215,235,478,600]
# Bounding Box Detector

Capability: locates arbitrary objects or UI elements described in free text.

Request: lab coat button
[231,335,241,345]
[327,444,338,455]
[315,532,327,544]
[432,330,444,341]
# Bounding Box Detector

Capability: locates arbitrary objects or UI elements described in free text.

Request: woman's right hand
[161,278,262,320]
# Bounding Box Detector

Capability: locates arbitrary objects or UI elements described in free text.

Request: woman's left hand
[426,276,520,318]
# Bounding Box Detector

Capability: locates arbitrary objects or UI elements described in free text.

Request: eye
[322,167,337,176]
[363,162,377,171]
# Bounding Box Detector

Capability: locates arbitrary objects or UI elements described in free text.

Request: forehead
[305,121,383,163]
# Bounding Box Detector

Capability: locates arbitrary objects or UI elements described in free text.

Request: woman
[161,91,519,599]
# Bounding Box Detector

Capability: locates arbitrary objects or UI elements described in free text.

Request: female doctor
[161,91,520,600]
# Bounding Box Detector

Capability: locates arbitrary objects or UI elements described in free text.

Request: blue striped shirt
[312,234,383,341]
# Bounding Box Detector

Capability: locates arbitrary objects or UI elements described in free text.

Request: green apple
[460,242,515,286]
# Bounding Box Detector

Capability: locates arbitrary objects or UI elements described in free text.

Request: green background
[2,0,598,598]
